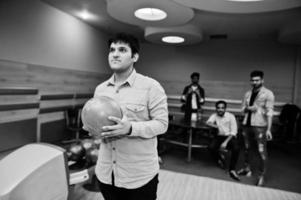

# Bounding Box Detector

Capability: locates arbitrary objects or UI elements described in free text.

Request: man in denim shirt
[238,70,275,187]
[89,33,168,200]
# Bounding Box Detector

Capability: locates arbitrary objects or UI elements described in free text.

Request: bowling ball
[81,96,123,137]
[85,148,99,166]
[67,143,86,162]
[81,139,96,151]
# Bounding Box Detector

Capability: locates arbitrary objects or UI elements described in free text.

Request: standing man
[238,70,274,186]
[91,33,168,200]
[181,72,205,121]
[206,100,240,181]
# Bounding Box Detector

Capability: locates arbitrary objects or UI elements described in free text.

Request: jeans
[241,126,268,176]
[209,135,240,171]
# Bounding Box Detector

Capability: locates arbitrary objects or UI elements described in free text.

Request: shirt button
[113,161,116,164]
[112,147,116,150]
[116,90,119,93]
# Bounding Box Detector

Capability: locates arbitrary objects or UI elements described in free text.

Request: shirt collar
[107,69,137,87]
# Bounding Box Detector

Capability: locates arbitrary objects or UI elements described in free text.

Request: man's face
[108,42,138,73]
[216,103,226,117]
[250,76,263,90]
[191,76,199,85]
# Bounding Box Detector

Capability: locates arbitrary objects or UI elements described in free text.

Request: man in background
[181,72,205,121]
[207,100,240,181]
[238,70,274,187]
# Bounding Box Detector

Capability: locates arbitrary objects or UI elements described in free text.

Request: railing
[167,95,285,118]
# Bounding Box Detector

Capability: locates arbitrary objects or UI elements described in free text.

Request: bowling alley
[1,0,301,199]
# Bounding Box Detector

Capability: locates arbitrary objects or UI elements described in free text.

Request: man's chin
[252,85,262,90]
[110,66,122,71]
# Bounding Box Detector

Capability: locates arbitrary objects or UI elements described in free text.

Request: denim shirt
[93,69,168,189]
[242,86,275,127]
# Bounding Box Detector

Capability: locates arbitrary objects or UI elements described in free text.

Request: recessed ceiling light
[162,36,185,44]
[227,0,263,2]
[134,8,167,21]
[77,10,94,20]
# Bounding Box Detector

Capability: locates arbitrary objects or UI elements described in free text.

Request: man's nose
[112,51,120,57]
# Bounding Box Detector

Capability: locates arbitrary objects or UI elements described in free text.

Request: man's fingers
[108,116,122,123]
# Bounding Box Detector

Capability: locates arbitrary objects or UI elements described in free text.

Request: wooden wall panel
[167,95,284,120]
[0,87,39,152]
[0,59,105,151]
[0,59,294,150]
[0,59,109,94]
[161,80,293,104]
[40,119,67,143]
[0,118,37,152]
[38,93,93,143]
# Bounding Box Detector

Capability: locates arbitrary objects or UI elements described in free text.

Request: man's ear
[133,53,139,63]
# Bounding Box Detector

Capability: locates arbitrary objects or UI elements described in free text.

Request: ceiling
[42,0,301,45]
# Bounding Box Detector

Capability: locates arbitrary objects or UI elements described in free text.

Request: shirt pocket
[125,103,148,121]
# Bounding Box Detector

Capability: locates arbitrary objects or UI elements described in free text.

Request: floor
[68,141,301,199]
[159,143,301,194]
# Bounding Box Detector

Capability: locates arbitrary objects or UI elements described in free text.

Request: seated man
[206,100,240,181]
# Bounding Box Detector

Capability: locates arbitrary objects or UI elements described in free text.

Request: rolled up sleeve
[266,92,275,117]
[229,115,238,136]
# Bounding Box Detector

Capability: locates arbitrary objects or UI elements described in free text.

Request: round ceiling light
[162,36,185,44]
[134,8,167,21]
[77,10,96,20]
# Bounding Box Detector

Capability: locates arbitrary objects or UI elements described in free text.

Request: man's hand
[220,141,228,150]
[266,130,273,141]
[200,98,204,104]
[187,87,193,94]
[101,115,132,139]
[206,122,218,129]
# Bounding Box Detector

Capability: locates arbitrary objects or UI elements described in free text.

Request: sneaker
[256,175,265,187]
[237,168,252,177]
[229,170,240,181]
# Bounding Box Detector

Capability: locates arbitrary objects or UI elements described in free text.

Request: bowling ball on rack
[81,96,123,137]
[66,143,86,162]
[85,147,99,166]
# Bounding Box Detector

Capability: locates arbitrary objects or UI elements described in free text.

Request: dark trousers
[210,135,240,171]
[98,174,159,200]
[241,126,268,176]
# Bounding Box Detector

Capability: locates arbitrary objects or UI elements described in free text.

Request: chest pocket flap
[126,104,145,112]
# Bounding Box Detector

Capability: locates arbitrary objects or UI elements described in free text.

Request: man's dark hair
[215,100,227,108]
[190,72,200,79]
[250,70,264,78]
[108,33,140,55]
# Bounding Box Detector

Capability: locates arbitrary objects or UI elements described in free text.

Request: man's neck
[217,113,225,117]
[114,67,134,85]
